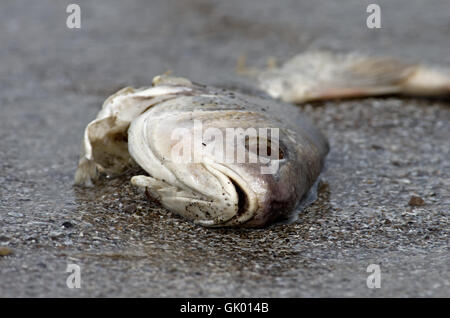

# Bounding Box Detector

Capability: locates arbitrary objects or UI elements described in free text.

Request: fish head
[128,88,325,227]
[75,75,328,227]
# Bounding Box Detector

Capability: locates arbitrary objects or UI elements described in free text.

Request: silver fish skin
[75,75,329,227]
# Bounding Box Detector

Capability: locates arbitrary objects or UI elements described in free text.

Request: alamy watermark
[66,4,81,29]
[170,120,282,175]
[366,4,381,29]
[66,264,81,289]
[366,264,381,288]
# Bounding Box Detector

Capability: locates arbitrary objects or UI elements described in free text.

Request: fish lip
[201,158,259,227]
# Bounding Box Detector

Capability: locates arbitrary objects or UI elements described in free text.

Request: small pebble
[0,247,13,256]
[49,231,63,239]
[62,221,74,229]
[7,212,23,217]
[409,196,425,207]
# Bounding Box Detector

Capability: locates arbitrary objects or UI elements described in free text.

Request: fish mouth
[194,161,259,227]
[130,161,260,227]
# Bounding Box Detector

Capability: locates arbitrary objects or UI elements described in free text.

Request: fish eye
[244,136,285,160]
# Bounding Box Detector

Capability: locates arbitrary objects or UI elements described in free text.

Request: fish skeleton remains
[75,51,450,227]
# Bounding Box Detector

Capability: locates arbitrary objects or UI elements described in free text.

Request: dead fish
[243,51,450,103]
[75,75,328,227]
[75,51,450,227]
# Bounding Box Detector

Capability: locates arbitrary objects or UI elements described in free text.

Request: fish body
[75,75,328,227]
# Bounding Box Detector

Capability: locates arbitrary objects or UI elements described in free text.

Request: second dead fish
[244,51,450,103]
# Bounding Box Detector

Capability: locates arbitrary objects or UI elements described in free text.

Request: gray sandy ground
[0,0,448,297]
